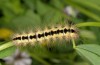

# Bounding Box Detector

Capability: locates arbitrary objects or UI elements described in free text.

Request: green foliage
[76,44,100,65]
[0,42,15,58]
[65,0,100,21]
[0,0,100,65]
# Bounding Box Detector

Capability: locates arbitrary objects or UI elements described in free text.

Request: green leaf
[36,1,52,15]
[76,44,100,65]
[0,42,15,58]
[30,53,50,65]
[42,10,67,26]
[74,0,100,11]
[23,0,36,10]
[50,0,64,10]
[65,0,100,21]
[80,30,96,40]
[1,0,24,15]
[8,10,41,30]
[87,0,100,6]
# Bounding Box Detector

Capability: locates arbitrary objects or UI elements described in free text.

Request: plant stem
[71,39,76,49]
[76,22,100,27]
[29,53,51,65]
[0,42,13,51]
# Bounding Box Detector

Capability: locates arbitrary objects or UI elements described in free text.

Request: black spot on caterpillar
[12,21,79,46]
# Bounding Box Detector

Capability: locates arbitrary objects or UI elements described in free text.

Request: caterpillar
[12,21,79,46]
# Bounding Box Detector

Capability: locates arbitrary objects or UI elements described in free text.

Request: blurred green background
[0,0,100,65]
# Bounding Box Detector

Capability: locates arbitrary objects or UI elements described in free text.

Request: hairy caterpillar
[12,21,78,46]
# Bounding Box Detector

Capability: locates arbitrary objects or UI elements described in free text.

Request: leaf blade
[0,42,15,58]
[76,44,100,65]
